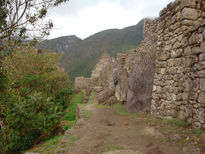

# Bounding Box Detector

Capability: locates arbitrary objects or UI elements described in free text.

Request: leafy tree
[0,46,72,153]
[0,0,69,40]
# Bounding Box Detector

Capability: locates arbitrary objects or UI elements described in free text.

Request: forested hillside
[39,19,145,82]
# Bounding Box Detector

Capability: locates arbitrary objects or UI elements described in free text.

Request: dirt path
[58,104,203,154]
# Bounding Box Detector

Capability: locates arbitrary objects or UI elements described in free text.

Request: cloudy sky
[48,0,174,39]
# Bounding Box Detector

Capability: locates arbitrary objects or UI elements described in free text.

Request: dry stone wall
[151,0,205,129]
[74,0,205,128]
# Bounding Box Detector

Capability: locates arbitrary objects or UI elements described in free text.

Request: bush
[0,46,72,153]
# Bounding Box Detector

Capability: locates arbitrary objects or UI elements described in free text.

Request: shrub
[0,46,72,153]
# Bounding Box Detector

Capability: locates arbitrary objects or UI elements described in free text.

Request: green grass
[62,120,77,131]
[64,93,83,121]
[79,104,91,119]
[165,118,189,128]
[67,136,80,146]
[96,144,124,154]
[26,135,63,154]
[191,129,204,137]
[95,104,110,109]
[88,91,96,104]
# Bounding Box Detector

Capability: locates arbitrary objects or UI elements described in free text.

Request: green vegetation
[191,129,204,137]
[63,93,83,130]
[78,104,92,119]
[0,46,72,153]
[96,144,124,154]
[88,91,96,104]
[26,135,63,154]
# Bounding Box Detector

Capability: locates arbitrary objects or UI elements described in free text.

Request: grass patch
[96,144,124,154]
[95,104,110,109]
[79,104,91,119]
[165,118,188,128]
[62,120,77,131]
[26,135,63,154]
[112,104,128,116]
[67,135,80,146]
[88,91,96,104]
[64,93,83,121]
[178,138,186,145]
[191,129,204,137]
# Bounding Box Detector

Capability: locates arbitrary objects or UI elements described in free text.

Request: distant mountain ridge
[39,19,145,82]
[39,35,82,53]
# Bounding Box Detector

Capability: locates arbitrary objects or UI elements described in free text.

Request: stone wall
[91,52,115,78]
[74,53,114,92]
[74,77,96,92]
[74,0,205,128]
[151,0,205,129]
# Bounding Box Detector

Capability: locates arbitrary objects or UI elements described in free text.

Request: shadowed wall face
[126,49,156,113]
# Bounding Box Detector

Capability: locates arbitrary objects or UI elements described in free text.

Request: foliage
[0,46,72,153]
[26,135,63,154]
[0,0,69,40]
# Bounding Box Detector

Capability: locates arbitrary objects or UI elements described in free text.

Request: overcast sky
[48,0,174,39]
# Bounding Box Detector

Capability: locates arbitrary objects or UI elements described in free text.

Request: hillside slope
[39,19,145,82]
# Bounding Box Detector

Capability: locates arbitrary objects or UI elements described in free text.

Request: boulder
[126,49,156,113]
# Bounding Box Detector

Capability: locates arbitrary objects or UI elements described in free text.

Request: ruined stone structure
[151,0,205,129]
[75,0,205,128]
[74,77,97,93]
[91,52,115,78]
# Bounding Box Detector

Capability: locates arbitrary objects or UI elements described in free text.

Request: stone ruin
[75,0,205,128]
[151,0,205,129]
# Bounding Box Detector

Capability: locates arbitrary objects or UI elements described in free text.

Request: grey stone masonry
[151,0,205,129]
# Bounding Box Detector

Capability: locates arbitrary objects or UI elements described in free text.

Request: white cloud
[48,0,174,39]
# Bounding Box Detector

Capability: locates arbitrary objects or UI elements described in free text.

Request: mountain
[38,35,82,53]
[39,19,145,82]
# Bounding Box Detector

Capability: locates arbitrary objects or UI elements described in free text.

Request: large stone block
[203,28,205,40]
[181,0,197,9]
[184,46,191,56]
[198,92,205,104]
[171,49,182,58]
[201,41,205,52]
[192,47,200,55]
[181,8,199,20]
[200,78,205,91]
[126,51,155,113]
[189,33,203,45]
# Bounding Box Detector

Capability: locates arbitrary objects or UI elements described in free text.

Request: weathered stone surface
[126,49,156,113]
[96,89,115,103]
[198,92,205,103]
[192,122,201,129]
[181,8,199,20]
[75,77,97,93]
[171,49,182,58]
[201,41,205,52]
[151,0,205,129]
[189,33,203,45]
[203,28,205,39]
[91,52,115,78]
[200,78,205,91]
[184,46,191,55]
[159,53,169,61]
[191,47,200,55]
[92,86,103,93]
[199,53,205,61]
